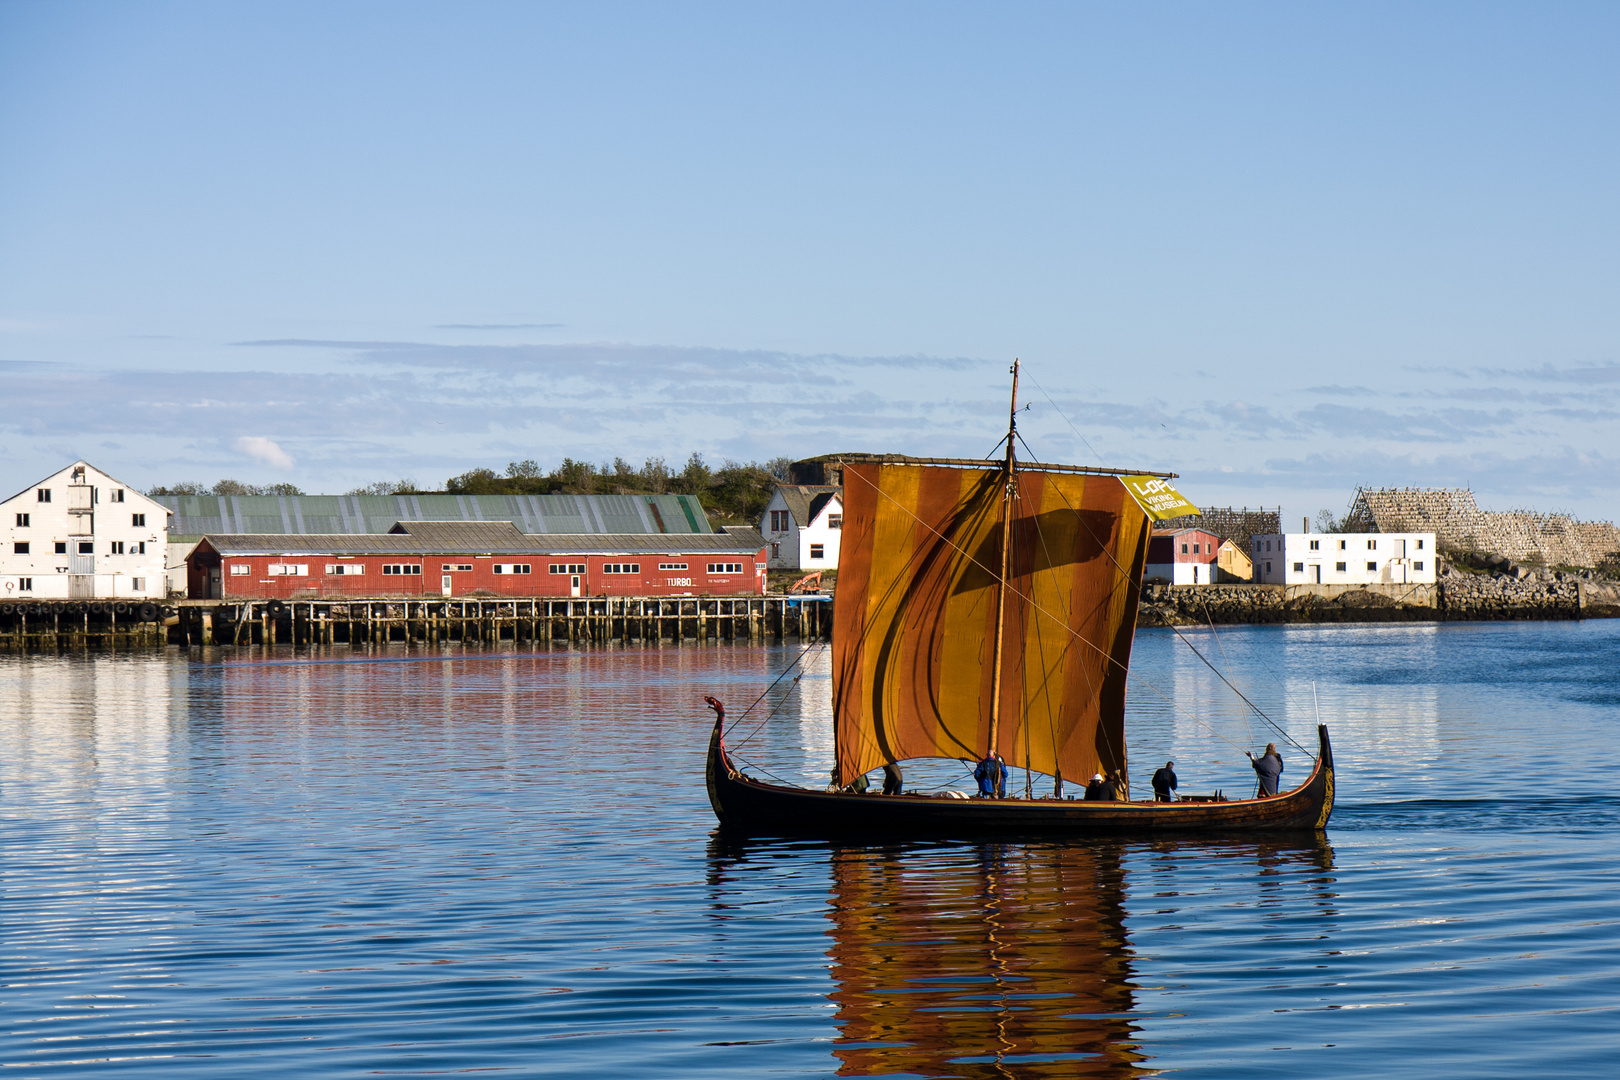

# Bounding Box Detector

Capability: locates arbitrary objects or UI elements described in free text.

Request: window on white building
[1416,539,1425,549]
[54,542,66,554]
[1366,539,1376,549]
[809,544,825,559]
[828,514,842,529]
[135,542,146,554]
[132,513,146,527]
[77,541,93,554]
[111,489,125,502]
[1414,561,1424,571]
[12,542,28,554]
[110,541,125,554]
[14,513,27,527]
[1339,540,1347,549]
[37,489,50,502]
[230,565,251,576]
[769,510,789,532]
[1366,561,1377,571]
[131,578,144,590]
[17,577,32,591]
[1309,540,1320,550]
[1293,562,1304,571]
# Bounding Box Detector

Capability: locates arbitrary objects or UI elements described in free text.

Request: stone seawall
[1138,576,1620,626]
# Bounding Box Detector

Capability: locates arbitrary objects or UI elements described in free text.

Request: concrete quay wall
[1138,577,1620,626]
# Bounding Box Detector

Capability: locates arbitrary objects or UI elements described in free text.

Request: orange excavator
[788,571,824,594]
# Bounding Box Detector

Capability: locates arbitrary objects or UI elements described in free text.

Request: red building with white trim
[186,521,767,600]
[1145,526,1221,585]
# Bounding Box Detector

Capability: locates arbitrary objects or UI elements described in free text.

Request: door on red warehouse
[570,574,581,598]
[441,575,453,597]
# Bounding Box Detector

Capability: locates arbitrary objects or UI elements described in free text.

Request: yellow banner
[1121,475,1199,520]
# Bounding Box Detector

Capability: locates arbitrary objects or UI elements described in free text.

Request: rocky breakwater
[1438,568,1582,620]
[1136,570,1619,627]
[1136,583,1440,627]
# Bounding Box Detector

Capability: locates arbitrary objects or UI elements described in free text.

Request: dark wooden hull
[707,723,1335,837]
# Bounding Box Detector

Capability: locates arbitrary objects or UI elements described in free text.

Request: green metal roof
[156,492,712,542]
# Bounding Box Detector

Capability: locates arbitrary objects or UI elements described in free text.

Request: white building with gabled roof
[0,461,170,600]
[760,485,843,570]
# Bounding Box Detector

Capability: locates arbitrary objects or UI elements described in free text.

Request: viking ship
[706,362,1334,836]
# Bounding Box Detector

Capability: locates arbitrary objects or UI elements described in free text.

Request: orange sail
[831,460,1150,787]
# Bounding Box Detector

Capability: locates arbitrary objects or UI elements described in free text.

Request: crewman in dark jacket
[973,755,1006,798]
[1084,773,1119,800]
[1247,743,1284,796]
[882,762,904,795]
[1152,761,1178,802]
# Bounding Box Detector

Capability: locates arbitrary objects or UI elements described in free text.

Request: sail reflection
[823,842,1147,1079]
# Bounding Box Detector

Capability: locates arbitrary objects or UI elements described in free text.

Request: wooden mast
[986,360,1020,762]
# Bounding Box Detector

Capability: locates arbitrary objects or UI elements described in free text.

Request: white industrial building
[0,461,170,600]
[1250,531,1438,585]
[761,485,843,570]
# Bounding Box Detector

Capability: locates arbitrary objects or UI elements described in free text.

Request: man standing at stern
[1152,761,1178,803]
[1247,744,1284,797]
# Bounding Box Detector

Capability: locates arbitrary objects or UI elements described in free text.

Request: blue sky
[2,2,1617,524]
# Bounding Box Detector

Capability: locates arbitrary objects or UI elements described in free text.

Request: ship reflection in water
[712,837,1336,1079]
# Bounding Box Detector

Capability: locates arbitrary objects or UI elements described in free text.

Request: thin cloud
[234,436,295,470]
[434,323,564,330]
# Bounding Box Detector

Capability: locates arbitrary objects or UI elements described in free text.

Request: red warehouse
[187,521,768,600]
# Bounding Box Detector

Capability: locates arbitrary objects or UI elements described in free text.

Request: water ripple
[2,624,1618,1076]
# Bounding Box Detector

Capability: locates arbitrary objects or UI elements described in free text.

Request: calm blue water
[2,621,1617,1077]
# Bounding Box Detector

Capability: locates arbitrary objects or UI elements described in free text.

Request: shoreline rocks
[1137,573,1619,627]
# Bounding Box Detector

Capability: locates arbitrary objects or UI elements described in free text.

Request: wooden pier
[0,600,168,649]
[171,596,832,647]
[1,595,833,650]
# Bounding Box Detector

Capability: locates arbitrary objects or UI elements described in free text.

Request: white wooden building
[0,462,170,600]
[760,485,843,570]
[1250,531,1437,585]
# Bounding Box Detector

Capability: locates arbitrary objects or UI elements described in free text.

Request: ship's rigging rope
[720,371,1319,788]
[841,463,1254,758]
[1014,417,1310,757]
[722,636,825,748]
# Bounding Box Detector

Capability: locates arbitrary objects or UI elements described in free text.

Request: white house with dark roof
[0,461,170,600]
[761,485,843,570]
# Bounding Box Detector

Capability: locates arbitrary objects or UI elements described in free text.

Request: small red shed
[1145,526,1221,586]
